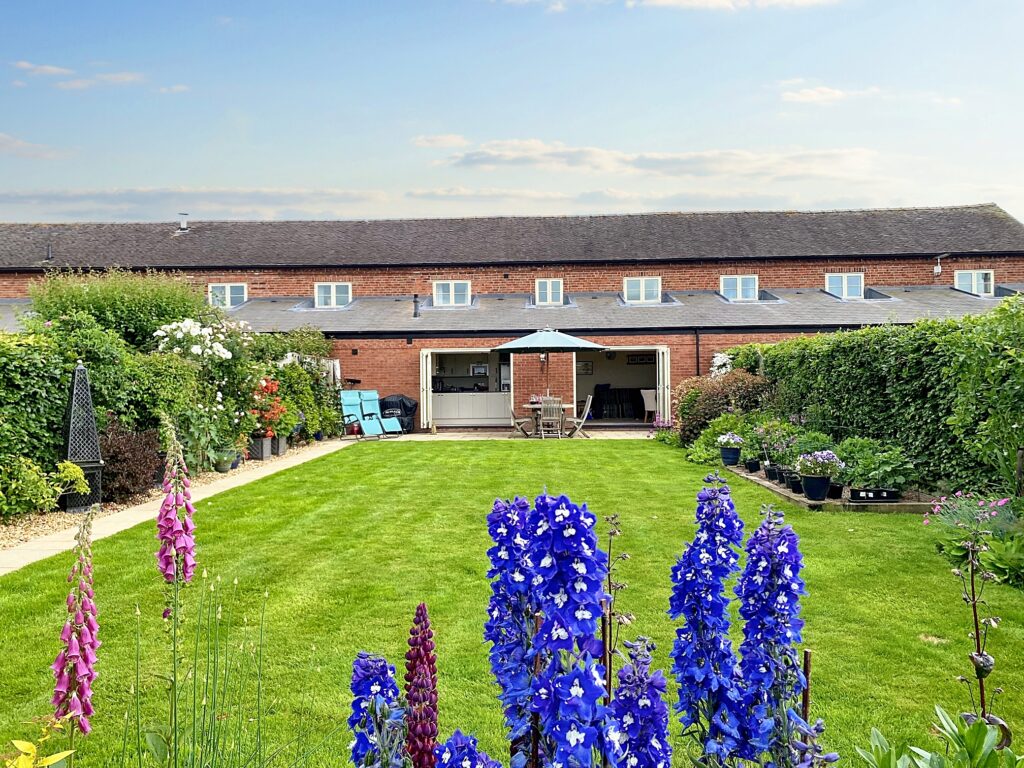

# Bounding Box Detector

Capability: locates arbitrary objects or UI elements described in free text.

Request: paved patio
[0,430,650,575]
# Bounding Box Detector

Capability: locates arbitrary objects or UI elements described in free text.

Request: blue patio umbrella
[493,328,606,394]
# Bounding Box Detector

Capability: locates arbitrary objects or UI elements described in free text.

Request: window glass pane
[229,285,245,306]
[721,277,737,301]
[740,276,757,300]
[454,282,470,305]
[336,284,351,305]
[847,274,863,298]
[537,281,549,303]
[643,279,660,302]
[979,272,993,295]
[826,275,842,296]
[550,280,562,304]
[316,285,332,307]
[209,285,226,307]
[625,279,641,302]
[436,283,451,305]
[956,272,973,292]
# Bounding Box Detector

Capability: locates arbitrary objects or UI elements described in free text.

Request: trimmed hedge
[728,297,1024,492]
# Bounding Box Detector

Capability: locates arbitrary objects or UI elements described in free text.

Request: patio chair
[358,390,403,437]
[538,396,564,439]
[509,405,534,438]
[565,394,593,439]
[339,391,385,439]
[641,389,657,423]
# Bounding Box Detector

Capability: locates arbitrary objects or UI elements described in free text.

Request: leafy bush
[752,417,801,465]
[0,458,88,522]
[249,325,333,362]
[787,430,834,465]
[845,446,915,490]
[686,413,751,464]
[278,361,319,437]
[0,332,65,466]
[98,417,162,502]
[30,268,210,349]
[674,370,770,445]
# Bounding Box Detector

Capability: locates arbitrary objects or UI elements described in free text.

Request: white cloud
[447,138,878,182]
[158,84,190,94]
[0,132,60,159]
[11,80,27,88]
[781,85,849,103]
[412,133,471,148]
[407,186,571,201]
[12,60,73,76]
[95,71,144,84]
[778,81,960,107]
[55,79,98,90]
[55,71,145,90]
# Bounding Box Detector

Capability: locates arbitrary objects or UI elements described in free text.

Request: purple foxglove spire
[155,431,197,585]
[53,510,100,736]
[405,602,438,768]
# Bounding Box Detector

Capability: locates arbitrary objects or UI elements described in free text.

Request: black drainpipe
[694,329,702,375]
[412,293,420,318]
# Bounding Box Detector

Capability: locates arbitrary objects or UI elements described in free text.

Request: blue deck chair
[339,391,384,439]
[358,390,403,436]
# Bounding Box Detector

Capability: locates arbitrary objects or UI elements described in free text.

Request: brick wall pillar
[511,352,575,417]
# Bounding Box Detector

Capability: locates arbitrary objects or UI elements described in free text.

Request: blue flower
[609,638,672,768]
[435,730,502,768]
[667,473,747,759]
[348,652,402,767]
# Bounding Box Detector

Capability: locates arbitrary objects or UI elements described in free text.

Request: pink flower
[53,511,99,736]
[923,519,930,526]
[997,498,1010,506]
[155,444,197,585]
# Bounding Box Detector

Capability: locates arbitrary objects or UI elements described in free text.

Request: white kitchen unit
[430,391,511,426]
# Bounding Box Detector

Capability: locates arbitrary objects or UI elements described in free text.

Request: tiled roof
[2,204,1022,270]
[227,286,1009,336]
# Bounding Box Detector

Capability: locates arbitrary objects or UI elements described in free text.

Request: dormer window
[955,270,994,297]
[720,275,758,302]
[433,280,472,307]
[535,278,564,306]
[315,282,352,308]
[623,276,661,304]
[208,283,247,308]
[825,272,864,300]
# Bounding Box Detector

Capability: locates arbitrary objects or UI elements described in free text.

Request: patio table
[521,402,574,437]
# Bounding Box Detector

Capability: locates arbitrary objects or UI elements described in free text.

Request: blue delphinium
[786,710,839,768]
[735,505,808,763]
[349,651,403,767]
[527,493,609,653]
[610,637,672,768]
[667,472,748,761]
[435,730,502,768]
[484,497,541,765]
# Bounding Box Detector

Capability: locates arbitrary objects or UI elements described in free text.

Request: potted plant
[794,450,846,501]
[786,472,804,496]
[846,447,914,503]
[250,378,287,460]
[213,446,235,473]
[741,445,761,473]
[717,432,744,466]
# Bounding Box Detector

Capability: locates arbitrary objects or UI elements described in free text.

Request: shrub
[0,457,88,522]
[752,417,801,466]
[30,268,210,349]
[686,413,751,464]
[249,325,333,362]
[0,332,65,466]
[674,370,770,445]
[277,361,319,437]
[98,417,162,502]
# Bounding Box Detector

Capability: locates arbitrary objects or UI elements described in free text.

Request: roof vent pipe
[413,293,421,318]
[178,212,189,232]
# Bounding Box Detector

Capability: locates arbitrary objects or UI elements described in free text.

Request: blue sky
[1,0,1022,222]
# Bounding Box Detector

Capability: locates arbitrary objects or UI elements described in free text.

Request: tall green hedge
[728,298,1024,492]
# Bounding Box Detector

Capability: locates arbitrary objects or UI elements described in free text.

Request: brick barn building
[2,203,1024,429]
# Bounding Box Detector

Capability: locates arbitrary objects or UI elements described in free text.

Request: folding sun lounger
[358,390,404,436]
[340,390,385,439]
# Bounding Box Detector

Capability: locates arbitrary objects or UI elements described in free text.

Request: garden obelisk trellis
[61,362,104,513]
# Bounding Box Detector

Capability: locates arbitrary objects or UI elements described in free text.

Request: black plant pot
[850,487,902,503]
[744,459,762,473]
[720,446,741,466]
[775,469,791,487]
[314,431,324,441]
[827,482,843,500]
[248,437,272,460]
[765,465,779,482]
[801,475,830,501]
[230,453,242,470]
[271,435,289,456]
[787,475,804,495]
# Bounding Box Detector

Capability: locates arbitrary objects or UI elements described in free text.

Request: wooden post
[801,649,813,724]
[601,600,611,768]
[530,613,542,768]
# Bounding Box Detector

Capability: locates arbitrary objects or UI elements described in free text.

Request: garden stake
[801,649,813,725]
[530,612,541,768]
[601,600,611,768]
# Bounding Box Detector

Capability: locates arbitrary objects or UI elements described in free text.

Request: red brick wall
[4,253,1024,298]
[512,352,575,416]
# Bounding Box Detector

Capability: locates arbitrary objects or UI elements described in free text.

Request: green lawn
[1,440,1022,765]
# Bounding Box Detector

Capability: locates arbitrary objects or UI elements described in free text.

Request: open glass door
[656,346,671,421]
[419,349,433,429]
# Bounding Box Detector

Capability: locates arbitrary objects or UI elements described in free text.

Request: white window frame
[535,278,564,306]
[432,279,473,307]
[314,282,353,308]
[825,272,865,300]
[954,269,995,297]
[208,282,247,308]
[719,274,759,302]
[623,276,662,305]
